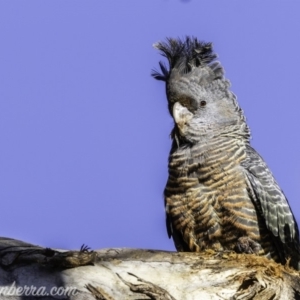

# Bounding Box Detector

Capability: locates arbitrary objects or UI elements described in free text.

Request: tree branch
[0,237,299,300]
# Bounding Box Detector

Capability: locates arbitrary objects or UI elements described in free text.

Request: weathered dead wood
[0,237,300,300]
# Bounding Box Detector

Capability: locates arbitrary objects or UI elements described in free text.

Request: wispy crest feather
[151,36,221,81]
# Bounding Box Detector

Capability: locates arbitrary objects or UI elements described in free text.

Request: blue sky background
[0,1,300,251]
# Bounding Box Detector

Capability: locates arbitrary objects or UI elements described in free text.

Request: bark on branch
[0,237,299,300]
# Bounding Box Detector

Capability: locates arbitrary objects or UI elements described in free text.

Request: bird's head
[152,37,249,145]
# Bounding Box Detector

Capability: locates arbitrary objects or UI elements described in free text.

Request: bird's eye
[200,100,206,107]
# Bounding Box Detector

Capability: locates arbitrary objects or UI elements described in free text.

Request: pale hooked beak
[172,102,193,132]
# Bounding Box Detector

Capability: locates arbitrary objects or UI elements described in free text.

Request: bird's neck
[171,122,251,150]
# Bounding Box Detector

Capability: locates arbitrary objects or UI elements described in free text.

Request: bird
[152,36,300,269]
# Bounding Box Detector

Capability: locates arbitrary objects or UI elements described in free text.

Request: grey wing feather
[242,145,299,245]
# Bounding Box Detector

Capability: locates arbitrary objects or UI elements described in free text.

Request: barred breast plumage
[152,36,300,269]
